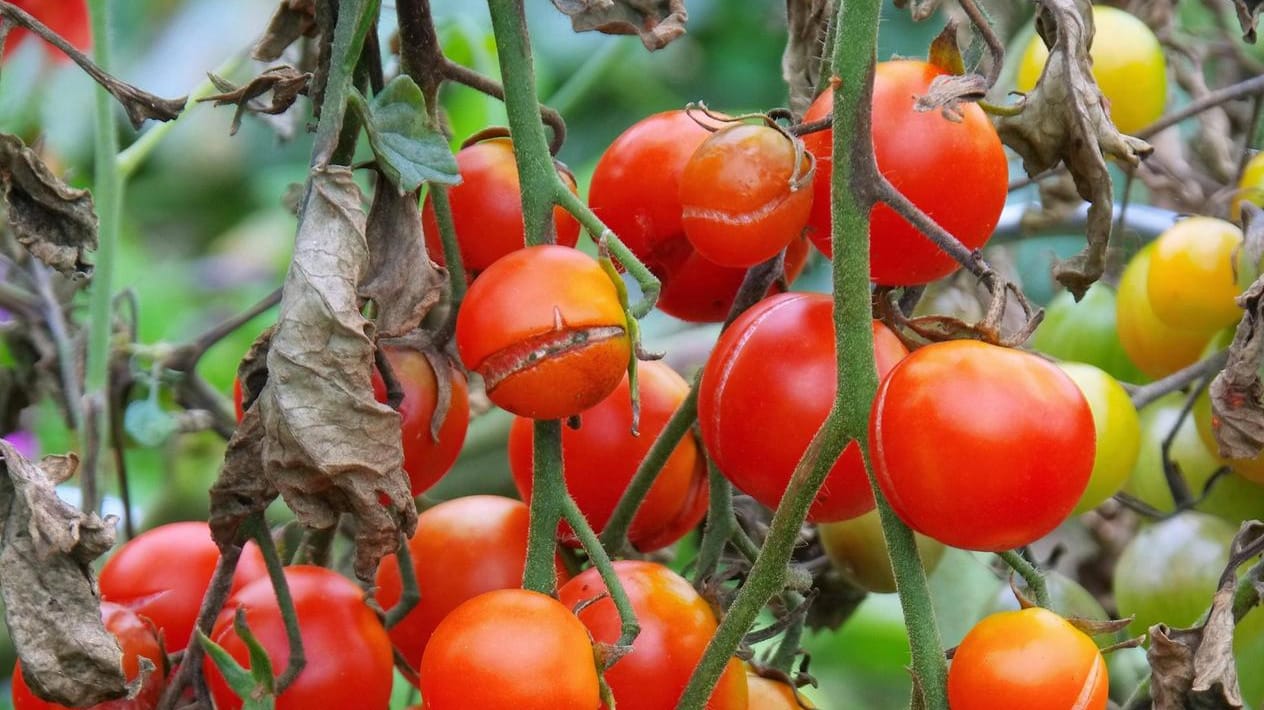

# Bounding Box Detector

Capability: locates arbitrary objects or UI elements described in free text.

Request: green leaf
[123,398,179,447]
[196,611,279,710]
[354,78,460,193]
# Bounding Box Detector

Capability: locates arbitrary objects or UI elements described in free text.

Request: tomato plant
[1195,385,1264,485]
[679,123,813,268]
[454,244,630,419]
[818,508,945,594]
[374,495,567,674]
[203,565,393,710]
[98,521,267,652]
[802,59,1008,285]
[419,589,600,710]
[557,560,749,710]
[1116,244,1214,379]
[421,136,580,276]
[1056,362,1141,513]
[870,340,1095,551]
[11,602,165,710]
[699,292,908,522]
[509,360,707,551]
[1147,216,1244,332]
[947,607,1108,710]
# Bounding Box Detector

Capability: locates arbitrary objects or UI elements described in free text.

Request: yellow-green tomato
[1016,5,1166,135]
[1232,151,1264,222]
[1057,363,1141,513]
[1116,245,1215,379]
[1147,217,1244,332]
[817,509,945,594]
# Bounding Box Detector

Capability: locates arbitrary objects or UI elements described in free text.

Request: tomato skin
[420,589,601,710]
[421,137,580,275]
[4,0,91,61]
[374,495,568,675]
[1017,6,1165,135]
[870,340,1095,551]
[455,244,630,419]
[818,508,945,594]
[680,124,812,268]
[204,566,394,710]
[98,521,268,652]
[947,607,1108,710]
[746,672,814,709]
[655,234,810,322]
[1233,151,1264,220]
[11,602,165,710]
[803,60,1007,285]
[1116,244,1214,379]
[1056,363,1141,513]
[1028,284,1148,385]
[372,347,469,496]
[509,361,707,552]
[557,561,748,710]
[1147,217,1243,332]
[699,292,908,522]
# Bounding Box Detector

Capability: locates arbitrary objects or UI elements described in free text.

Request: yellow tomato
[1057,363,1141,513]
[1232,151,1264,221]
[1116,245,1214,378]
[1016,5,1166,135]
[1147,217,1244,331]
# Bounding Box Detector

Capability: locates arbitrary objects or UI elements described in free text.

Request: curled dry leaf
[0,441,128,706]
[260,167,415,582]
[781,0,834,118]
[253,0,318,62]
[0,133,97,278]
[551,0,688,51]
[361,184,444,339]
[201,66,312,137]
[892,0,942,22]
[1209,268,1264,460]
[1233,0,1263,43]
[917,21,988,118]
[996,0,1153,300]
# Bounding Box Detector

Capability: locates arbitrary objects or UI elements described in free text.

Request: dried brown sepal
[878,274,1042,349]
[996,0,1153,300]
[0,442,127,706]
[253,0,318,62]
[201,67,311,137]
[1066,616,1133,638]
[260,167,415,582]
[781,0,834,118]
[1149,590,1244,708]
[1007,573,1039,609]
[917,21,988,120]
[361,184,444,339]
[550,0,687,51]
[892,0,942,22]
[1233,0,1263,43]
[0,133,97,278]
[1209,276,1264,460]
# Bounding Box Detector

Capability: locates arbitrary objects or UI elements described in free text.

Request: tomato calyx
[477,321,628,392]
[873,280,1041,349]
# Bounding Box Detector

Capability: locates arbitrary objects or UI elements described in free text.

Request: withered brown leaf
[996,0,1153,299]
[781,0,833,118]
[1209,260,1264,461]
[361,185,444,339]
[1233,0,1262,43]
[0,134,97,278]
[551,0,688,51]
[202,66,311,137]
[253,0,318,62]
[260,167,415,582]
[0,442,127,706]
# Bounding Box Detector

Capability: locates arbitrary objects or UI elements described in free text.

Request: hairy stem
[999,550,1052,609]
[522,418,563,594]
[560,495,640,651]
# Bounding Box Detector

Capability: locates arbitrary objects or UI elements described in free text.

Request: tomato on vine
[818,508,945,594]
[1116,244,1214,378]
[746,672,814,709]
[1146,216,1244,332]
[1055,362,1141,513]
[373,346,469,496]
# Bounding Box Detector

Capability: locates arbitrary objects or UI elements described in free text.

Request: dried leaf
[996,0,1153,299]
[0,134,97,278]
[1233,0,1263,43]
[361,186,444,339]
[253,0,318,62]
[927,20,966,76]
[0,442,127,706]
[1209,276,1264,460]
[892,0,942,22]
[260,167,415,581]
[352,77,460,194]
[781,0,833,118]
[551,0,688,51]
[201,66,311,137]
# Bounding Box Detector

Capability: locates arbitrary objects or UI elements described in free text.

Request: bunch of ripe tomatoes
[10,3,1264,710]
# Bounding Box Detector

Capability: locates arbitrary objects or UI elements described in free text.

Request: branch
[1129,350,1228,409]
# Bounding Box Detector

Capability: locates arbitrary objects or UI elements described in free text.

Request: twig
[998,549,1052,609]
[441,58,567,155]
[1129,350,1228,409]
[957,0,1004,92]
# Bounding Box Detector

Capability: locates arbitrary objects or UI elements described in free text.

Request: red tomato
[372,346,469,496]
[803,60,1008,285]
[11,602,165,710]
[680,123,813,267]
[869,340,1095,551]
[455,244,630,419]
[421,137,580,276]
[746,672,815,709]
[589,110,808,322]
[204,566,393,710]
[4,1,91,61]
[374,495,568,675]
[99,521,268,652]
[698,292,908,522]
[508,361,707,552]
[947,607,1108,710]
[557,561,749,710]
[420,589,601,710]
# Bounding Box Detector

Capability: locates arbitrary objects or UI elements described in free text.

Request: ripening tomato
[870,340,1095,551]
[420,589,601,710]
[11,602,165,710]
[1116,245,1214,378]
[557,561,748,710]
[746,671,814,709]
[1056,363,1141,513]
[680,123,813,268]
[4,0,91,61]
[803,60,1008,285]
[1195,382,1264,485]
[588,110,808,322]
[1147,217,1244,332]
[455,244,630,419]
[818,508,945,594]
[1233,151,1264,220]
[509,361,707,551]
[204,566,394,710]
[699,292,908,522]
[374,495,568,675]
[99,521,268,652]
[372,347,469,496]
[1016,5,1165,135]
[421,137,580,275]
[1028,284,1148,385]
[948,607,1108,710]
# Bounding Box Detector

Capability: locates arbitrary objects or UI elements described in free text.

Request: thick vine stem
[522,419,565,593]
[693,461,738,587]
[1129,349,1228,409]
[441,58,567,155]
[998,550,1052,609]
[384,534,420,629]
[560,495,640,655]
[311,0,380,168]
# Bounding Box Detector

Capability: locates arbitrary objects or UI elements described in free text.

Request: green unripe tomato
[1057,362,1141,513]
[1029,284,1148,385]
[818,509,946,594]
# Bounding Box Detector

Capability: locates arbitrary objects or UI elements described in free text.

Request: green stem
[693,460,737,587]
[247,515,306,693]
[554,186,659,318]
[999,550,1052,609]
[430,185,467,340]
[522,418,564,594]
[311,0,380,167]
[560,495,639,650]
[385,535,420,629]
[768,605,805,673]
